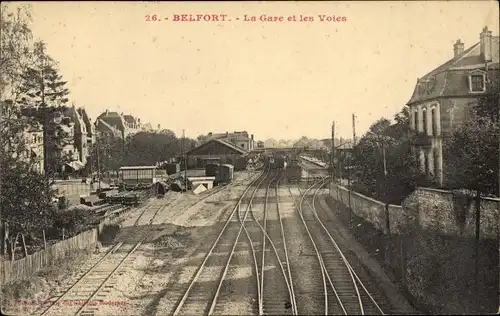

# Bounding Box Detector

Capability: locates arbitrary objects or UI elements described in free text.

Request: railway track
[35,177,252,316]
[294,177,386,315]
[247,169,296,315]
[36,198,164,316]
[171,169,268,315]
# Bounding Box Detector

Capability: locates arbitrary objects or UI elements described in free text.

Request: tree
[0,3,34,159]
[0,155,57,241]
[444,110,499,195]
[443,72,500,195]
[0,3,34,101]
[351,110,423,204]
[16,41,71,176]
[474,73,499,122]
[196,134,209,144]
[0,4,61,253]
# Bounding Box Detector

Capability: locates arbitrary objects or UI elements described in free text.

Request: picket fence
[0,215,121,284]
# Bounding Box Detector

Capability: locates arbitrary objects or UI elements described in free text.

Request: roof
[123,114,138,124]
[119,166,157,170]
[96,119,122,138]
[407,33,500,106]
[97,111,126,130]
[187,138,248,155]
[216,139,248,154]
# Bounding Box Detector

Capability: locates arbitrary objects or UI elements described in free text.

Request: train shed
[186,139,247,169]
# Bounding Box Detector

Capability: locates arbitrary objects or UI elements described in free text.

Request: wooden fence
[0,213,125,284]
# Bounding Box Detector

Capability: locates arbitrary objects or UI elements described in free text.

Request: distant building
[64,105,92,166]
[77,108,96,154]
[1,101,45,174]
[407,26,499,185]
[257,140,265,148]
[97,110,143,139]
[207,131,255,151]
[21,122,44,174]
[186,138,248,168]
[95,119,123,140]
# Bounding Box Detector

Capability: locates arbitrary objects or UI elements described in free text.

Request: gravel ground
[80,171,261,316]
[28,172,397,316]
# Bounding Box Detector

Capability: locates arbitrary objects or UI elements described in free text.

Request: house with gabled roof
[97,110,143,140]
[186,138,248,168]
[407,26,499,185]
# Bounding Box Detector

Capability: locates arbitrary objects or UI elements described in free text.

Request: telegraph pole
[182,129,187,193]
[352,113,357,146]
[332,121,335,180]
[96,132,101,193]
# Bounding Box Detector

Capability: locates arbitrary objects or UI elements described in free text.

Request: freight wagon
[234,157,247,171]
[286,165,302,183]
[205,163,219,177]
[165,163,180,175]
[273,157,286,169]
[215,164,234,185]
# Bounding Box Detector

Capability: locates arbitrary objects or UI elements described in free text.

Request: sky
[20,1,500,140]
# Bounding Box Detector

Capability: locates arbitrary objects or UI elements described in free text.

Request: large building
[97,110,143,140]
[207,131,255,151]
[407,26,499,185]
[186,138,248,168]
[64,105,95,167]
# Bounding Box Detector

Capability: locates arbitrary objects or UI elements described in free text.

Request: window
[431,108,437,136]
[434,149,440,178]
[414,110,418,131]
[422,108,428,135]
[470,74,485,92]
[241,143,245,149]
[424,152,429,175]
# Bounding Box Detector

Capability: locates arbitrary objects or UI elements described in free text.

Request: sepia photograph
[0,1,499,315]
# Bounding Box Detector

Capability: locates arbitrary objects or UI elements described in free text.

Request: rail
[172,169,266,315]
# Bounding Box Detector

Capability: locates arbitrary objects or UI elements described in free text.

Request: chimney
[453,39,464,58]
[105,109,108,115]
[157,124,160,129]
[226,131,228,137]
[251,134,254,140]
[480,26,492,62]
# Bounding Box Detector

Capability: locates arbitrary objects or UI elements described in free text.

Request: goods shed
[119,165,157,188]
[186,139,247,169]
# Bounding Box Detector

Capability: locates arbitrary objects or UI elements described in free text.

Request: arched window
[414,110,419,131]
[434,149,440,178]
[424,151,429,175]
[422,108,428,135]
[431,108,437,136]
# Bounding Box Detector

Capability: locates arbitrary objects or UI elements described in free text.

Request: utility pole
[331,121,335,182]
[352,113,357,146]
[96,132,101,193]
[182,129,187,193]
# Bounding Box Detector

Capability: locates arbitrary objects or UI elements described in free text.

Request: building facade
[407,27,499,185]
[207,131,255,151]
